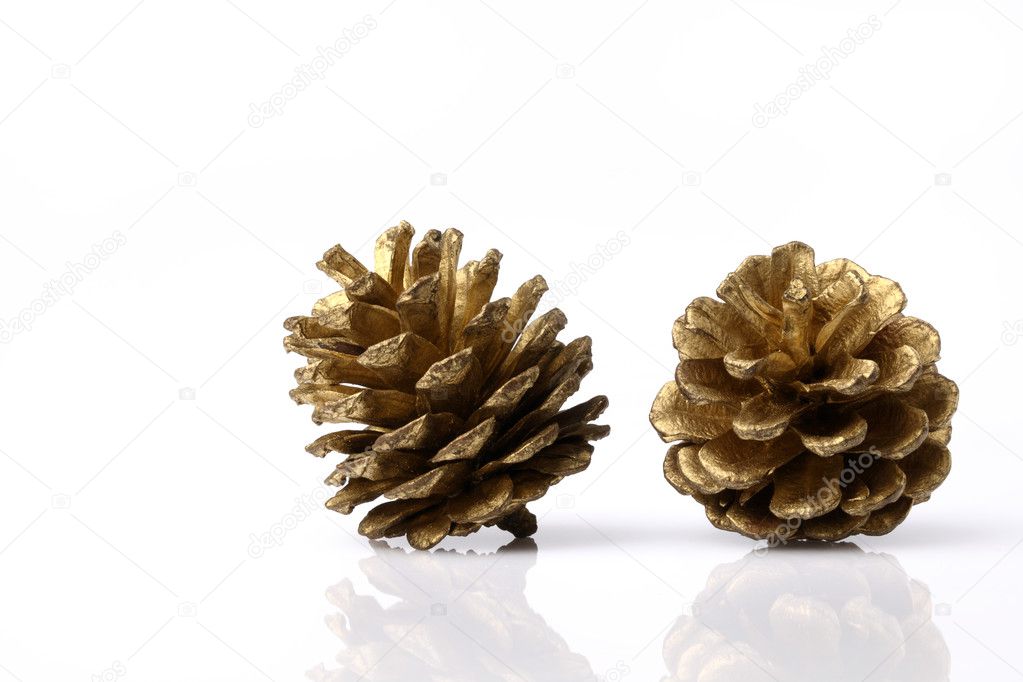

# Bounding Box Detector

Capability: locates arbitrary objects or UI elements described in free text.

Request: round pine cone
[285,222,609,550]
[650,241,958,541]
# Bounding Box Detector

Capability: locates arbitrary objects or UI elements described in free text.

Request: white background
[1,1,1022,680]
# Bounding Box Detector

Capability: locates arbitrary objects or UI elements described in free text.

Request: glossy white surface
[1,1,1021,679]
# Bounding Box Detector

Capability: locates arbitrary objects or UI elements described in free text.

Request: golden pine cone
[650,242,958,541]
[285,222,609,550]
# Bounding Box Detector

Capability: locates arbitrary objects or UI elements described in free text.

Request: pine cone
[285,222,609,550]
[650,242,958,541]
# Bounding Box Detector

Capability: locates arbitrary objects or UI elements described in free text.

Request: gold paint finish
[286,222,609,549]
[651,242,958,540]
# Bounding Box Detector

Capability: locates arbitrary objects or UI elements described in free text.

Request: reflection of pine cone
[308,539,596,682]
[650,242,958,540]
[285,223,609,549]
[662,545,950,682]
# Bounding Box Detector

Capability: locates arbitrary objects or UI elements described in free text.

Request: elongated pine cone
[650,242,958,541]
[285,222,609,550]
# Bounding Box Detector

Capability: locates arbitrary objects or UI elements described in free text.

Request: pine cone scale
[803,508,867,540]
[900,441,951,499]
[314,388,418,427]
[673,444,724,495]
[733,392,807,441]
[444,474,513,523]
[768,451,844,520]
[866,344,922,391]
[860,496,913,535]
[358,332,444,390]
[792,412,868,457]
[651,380,736,442]
[387,461,471,500]
[841,458,905,516]
[430,418,494,463]
[374,412,462,452]
[857,399,929,459]
[699,429,805,490]
[306,430,380,457]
